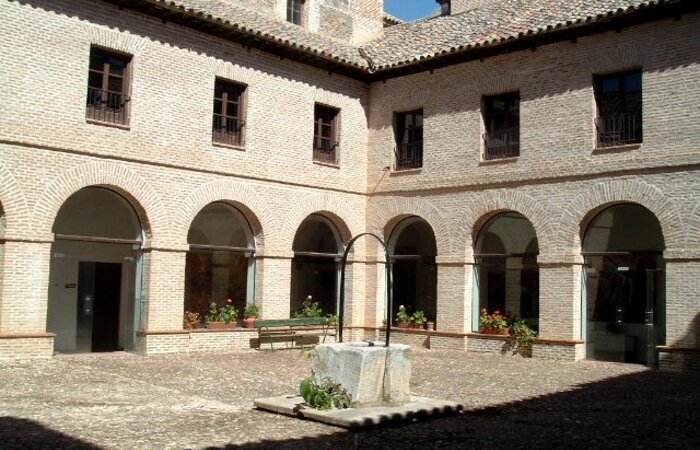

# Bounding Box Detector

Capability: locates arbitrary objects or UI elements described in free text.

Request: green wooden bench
[255,317,337,350]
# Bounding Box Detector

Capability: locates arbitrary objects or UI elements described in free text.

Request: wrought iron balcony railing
[394,142,423,171]
[313,137,339,164]
[86,87,129,125]
[596,113,642,147]
[483,127,519,160]
[212,116,245,146]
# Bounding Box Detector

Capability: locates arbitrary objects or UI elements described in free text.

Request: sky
[384,0,439,21]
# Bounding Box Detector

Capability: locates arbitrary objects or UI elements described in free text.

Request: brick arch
[367,196,454,256]
[688,200,700,255]
[0,162,30,239]
[280,194,363,250]
[32,161,168,246]
[174,180,274,253]
[464,190,557,258]
[566,179,686,253]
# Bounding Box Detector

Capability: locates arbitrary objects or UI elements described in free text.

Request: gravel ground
[0,349,698,449]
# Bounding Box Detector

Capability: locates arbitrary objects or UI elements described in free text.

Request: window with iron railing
[313,104,340,165]
[287,0,305,25]
[394,109,423,170]
[212,79,246,147]
[86,47,131,126]
[595,70,642,147]
[483,92,519,160]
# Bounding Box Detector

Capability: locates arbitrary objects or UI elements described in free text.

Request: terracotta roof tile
[142,0,685,73]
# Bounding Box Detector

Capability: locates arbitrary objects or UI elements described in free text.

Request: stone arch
[281,194,363,250]
[567,179,685,254]
[367,196,454,257]
[175,180,273,253]
[464,190,556,259]
[0,162,30,240]
[32,162,167,246]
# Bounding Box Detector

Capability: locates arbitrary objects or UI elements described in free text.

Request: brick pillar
[141,249,186,331]
[664,256,700,348]
[504,257,523,318]
[256,254,292,319]
[537,257,584,340]
[436,255,472,333]
[0,240,52,334]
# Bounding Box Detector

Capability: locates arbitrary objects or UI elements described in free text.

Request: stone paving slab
[255,395,463,428]
[0,349,698,449]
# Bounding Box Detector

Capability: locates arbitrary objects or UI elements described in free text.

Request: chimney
[435,0,451,16]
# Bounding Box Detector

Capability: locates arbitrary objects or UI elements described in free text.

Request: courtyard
[1,349,698,449]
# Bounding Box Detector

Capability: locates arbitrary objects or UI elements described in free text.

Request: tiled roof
[360,0,674,70]
[135,0,689,75]
[149,0,368,68]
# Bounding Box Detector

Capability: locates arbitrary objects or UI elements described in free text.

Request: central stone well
[311,342,411,408]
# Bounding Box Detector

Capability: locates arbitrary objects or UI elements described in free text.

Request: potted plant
[293,295,324,318]
[243,304,259,328]
[410,310,427,329]
[479,308,509,335]
[425,319,435,331]
[510,321,537,357]
[205,299,239,329]
[183,311,200,330]
[395,305,411,328]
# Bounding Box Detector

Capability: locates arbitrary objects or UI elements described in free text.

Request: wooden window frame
[594,69,643,148]
[86,46,132,126]
[212,78,247,147]
[287,0,305,26]
[482,92,520,160]
[313,103,340,165]
[393,109,424,171]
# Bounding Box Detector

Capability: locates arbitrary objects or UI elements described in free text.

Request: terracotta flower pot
[207,321,237,330]
[479,327,509,336]
[396,322,409,329]
[426,321,435,331]
[243,317,256,329]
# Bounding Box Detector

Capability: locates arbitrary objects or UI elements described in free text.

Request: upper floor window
[483,92,519,160]
[287,0,305,25]
[595,70,642,148]
[313,104,340,165]
[212,79,246,147]
[86,47,131,126]
[394,109,423,170]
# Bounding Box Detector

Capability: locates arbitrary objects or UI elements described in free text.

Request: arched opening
[291,214,343,316]
[474,212,539,331]
[185,202,256,324]
[47,187,143,353]
[388,217,437,326]
[582,203,665,366]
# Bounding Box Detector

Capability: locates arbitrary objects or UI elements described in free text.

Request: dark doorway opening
[78,262,122,352]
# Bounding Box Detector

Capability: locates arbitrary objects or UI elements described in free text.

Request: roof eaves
[367,0,697,80]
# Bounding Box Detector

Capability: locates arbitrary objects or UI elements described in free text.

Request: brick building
[0,0,698,370]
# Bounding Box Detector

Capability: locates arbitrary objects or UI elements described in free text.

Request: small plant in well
[293,295,324,318]
[299,376,351,410]
[205,299,239,324]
